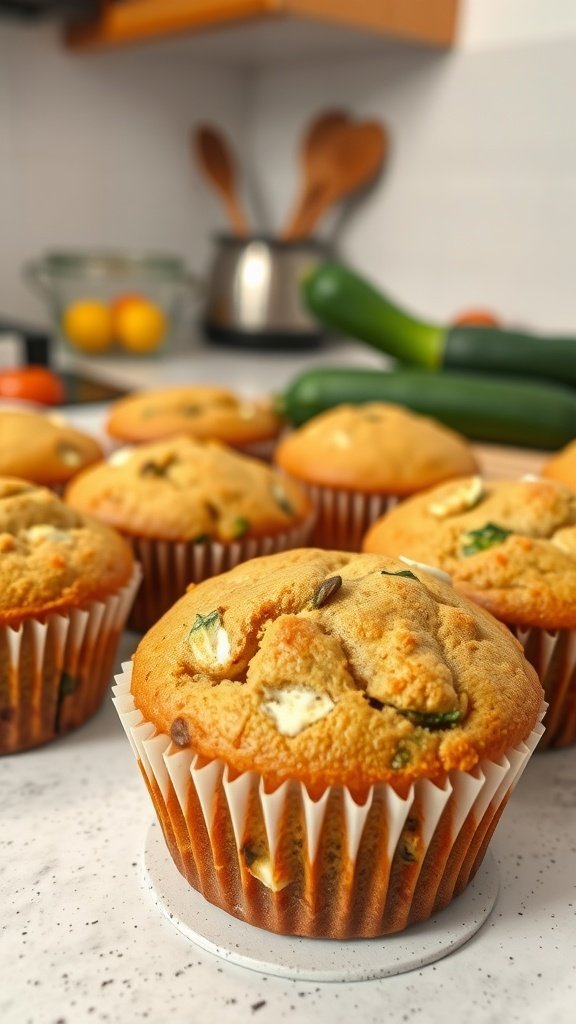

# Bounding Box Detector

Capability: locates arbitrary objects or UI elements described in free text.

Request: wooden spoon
[281,109,351,241]
[282,120,387,241]
[193,125,249,236]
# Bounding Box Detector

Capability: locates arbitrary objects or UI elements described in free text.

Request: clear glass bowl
[23,250,198,357]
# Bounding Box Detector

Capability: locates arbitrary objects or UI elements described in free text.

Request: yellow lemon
[115,298,167,353]
[63,299,114,353]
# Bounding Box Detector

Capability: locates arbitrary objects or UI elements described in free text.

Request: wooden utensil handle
[224,195,249,236]
[281,183,331,241]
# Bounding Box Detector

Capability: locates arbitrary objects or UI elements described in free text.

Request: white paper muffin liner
[113,662,545,938]
[508,623,576,749]
[0,565,141,755]
[299,483,399,551]
[125,517,314,633]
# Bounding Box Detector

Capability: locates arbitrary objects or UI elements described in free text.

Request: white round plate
[143,823,499,982]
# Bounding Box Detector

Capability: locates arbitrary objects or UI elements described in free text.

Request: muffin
[274,403,478,550]
[65,437,313,632]
[106,385,282,458]
[114,549,543,938]
[0,409,102,488]
[363,476,576,749]
[542,440,576,489]
[0,477,139,754]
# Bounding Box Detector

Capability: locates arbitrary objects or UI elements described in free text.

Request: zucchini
[302,262,576,387]
[279,367,576,448]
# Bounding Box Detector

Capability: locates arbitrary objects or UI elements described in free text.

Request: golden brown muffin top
[106,385,282,447]
[131,548,541,794]
[363,476,576,629]
[274,403,478,494]
[542,441,576,489]
[0,477,134,625]
[0,409,103,486]
[65,437,311,543]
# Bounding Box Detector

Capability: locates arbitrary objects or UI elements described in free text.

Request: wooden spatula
[282,120,387,241]
[193,124,249,236]
[281,109,351,241]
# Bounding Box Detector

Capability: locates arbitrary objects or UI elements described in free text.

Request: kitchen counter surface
[55,337,390,395]
[2,344,576,1024]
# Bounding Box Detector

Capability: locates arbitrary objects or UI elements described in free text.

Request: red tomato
[452,309,501,327]
[0,367,65,405]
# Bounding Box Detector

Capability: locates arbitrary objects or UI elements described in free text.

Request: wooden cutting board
[473,443,548,480]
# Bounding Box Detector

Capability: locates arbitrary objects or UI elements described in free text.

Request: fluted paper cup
[0,565,141,755]
[113,661,545,939]
[237,438,277,462]
[508,624,576,750]
[300,484,398,552]
[125,517,314,633]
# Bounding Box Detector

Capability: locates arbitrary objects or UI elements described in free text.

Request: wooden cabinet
[67,0,458,51]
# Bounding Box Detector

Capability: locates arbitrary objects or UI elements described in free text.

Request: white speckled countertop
[2,343,576,1023]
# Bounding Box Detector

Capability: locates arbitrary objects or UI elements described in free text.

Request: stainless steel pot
[202,235,329,347]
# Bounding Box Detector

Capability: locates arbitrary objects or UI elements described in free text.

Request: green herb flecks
[59,671,76,697]
[373,697,462,731]
[460,522,512,557]
[390,744,411,770]
[140,461,165,477]
[192,534,209,545]
[232,516,250,540]
[311,575,343,609]
[365,695,384,711]
[54,671,77,733]
[188,609,230,666]
[190,609,220,632]
[241,844,258,868]
[400,841,419,864]
[380,569,418,581]
[140,454,179,479]
[272,482,295,517]
[399,708,462,729]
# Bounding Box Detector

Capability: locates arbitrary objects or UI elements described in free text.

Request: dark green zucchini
[278,367,576,448]
[302,262,576,387]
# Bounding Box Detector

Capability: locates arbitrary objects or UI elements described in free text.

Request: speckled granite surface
[1,631,575,1024]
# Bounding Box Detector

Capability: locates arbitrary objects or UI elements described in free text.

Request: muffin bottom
[114,663,544,939]
[125,519,314,633]
[0,566,140,754]
[299,483,398,552]
[510,623,576,749]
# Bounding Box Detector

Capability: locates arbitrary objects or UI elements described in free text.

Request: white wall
[0,22,249,322]
[1,4,576,336]
[247,34,576,331]
[460,0,576,50]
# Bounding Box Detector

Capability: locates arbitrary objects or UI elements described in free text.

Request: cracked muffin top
[106,385,282,448]
[0,477,133,624]
[131,548,542,793]
[65,437,311,543]
[0,409,102,486]
[364,476,576,629]
[274,403,478,494]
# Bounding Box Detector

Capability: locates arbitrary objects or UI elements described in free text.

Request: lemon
[115,298,167,353]
[63,299,114,353]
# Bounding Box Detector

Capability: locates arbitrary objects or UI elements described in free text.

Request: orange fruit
[63,299,114,353]
[115,298,167,353]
